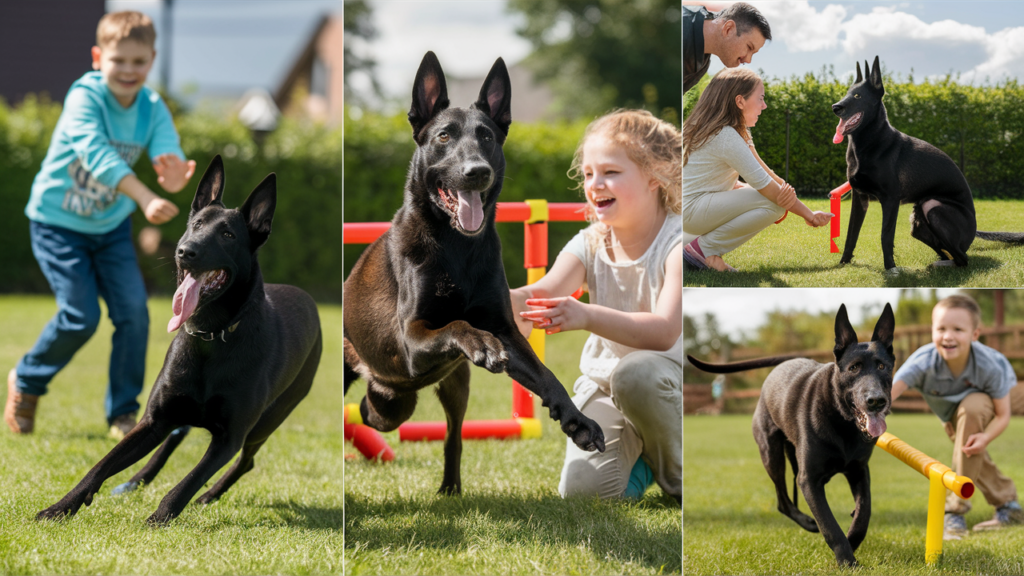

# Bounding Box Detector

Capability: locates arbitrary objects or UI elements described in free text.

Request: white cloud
[749,0,847,52]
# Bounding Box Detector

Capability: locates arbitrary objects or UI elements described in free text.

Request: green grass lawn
[684,199,1024,287]
[0,295,345,575]
[344,328,682,576]
[684,413,1024,575]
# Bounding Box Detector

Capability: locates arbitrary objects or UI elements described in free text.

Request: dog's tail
[686,354,803,374]
[976,230,1024,243]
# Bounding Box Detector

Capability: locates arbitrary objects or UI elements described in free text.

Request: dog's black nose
[832,104,844,115]
[865,394,886,412]
[463,164,492,182]
[177,245,197,261]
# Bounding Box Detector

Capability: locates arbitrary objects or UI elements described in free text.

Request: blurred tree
[752,309,835,355]
[893,289,939,327]
[508,0,681,125]
[683,312,733,361]
[343,0,381,105]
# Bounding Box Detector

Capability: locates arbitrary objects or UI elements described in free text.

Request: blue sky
[703,1,1024,84]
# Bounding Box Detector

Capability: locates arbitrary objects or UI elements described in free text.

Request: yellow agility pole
[876,432,975,566]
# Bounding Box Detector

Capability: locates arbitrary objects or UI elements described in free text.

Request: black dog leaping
[343,52,605,496]
[831,55,1024,271]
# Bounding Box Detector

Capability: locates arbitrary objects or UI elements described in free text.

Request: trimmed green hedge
[342,108,594,288]
[0,96,342,301]
[684,70,1024,198]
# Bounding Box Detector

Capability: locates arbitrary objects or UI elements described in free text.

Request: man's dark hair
[716,2,772,41]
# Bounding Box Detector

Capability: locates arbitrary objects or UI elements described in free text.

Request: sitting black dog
[343,52,605,495]
[688,303,895,566]
[37,156,323,524]
[832,56,1024,271]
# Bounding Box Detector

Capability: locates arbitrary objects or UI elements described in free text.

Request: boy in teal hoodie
[5,11,196,439]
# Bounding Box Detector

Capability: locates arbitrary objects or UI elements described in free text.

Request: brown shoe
[108,411,137,440]
[5,369,38,434]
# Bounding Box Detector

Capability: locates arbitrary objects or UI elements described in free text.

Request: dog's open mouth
[436,183,484,233]
[855,407,887,440]
[833,112,863,144]
[167,269,230,333]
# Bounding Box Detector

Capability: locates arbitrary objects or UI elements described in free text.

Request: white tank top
[561,213,682,393]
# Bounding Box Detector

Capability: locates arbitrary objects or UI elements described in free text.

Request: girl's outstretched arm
[519,244,682,351]
[509,251,587,338]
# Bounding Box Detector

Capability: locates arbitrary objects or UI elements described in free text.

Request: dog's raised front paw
[457,331,508,373]
[561,413,605,453]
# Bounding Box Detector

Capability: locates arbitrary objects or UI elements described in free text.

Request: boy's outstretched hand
[153,153,196,193]
[142,196,179,225]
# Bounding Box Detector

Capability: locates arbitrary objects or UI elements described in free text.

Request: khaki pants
[558,352,681,499]
[682,186,786,258]
[945,392,1019,514]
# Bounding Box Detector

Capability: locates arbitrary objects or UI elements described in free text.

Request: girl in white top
[510,110,682,502]
[683,67,831,272]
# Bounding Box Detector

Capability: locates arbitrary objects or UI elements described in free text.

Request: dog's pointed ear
[871,302,896,357]
[834,304,859,361]
[192,155,225,213]
[855,61,863,84]
[869,55,884,92]
[240,173,276,251]
[408,51,450,140]
[473,57,512,136]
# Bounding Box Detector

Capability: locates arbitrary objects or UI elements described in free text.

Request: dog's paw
[437,483,461,496]
[459,332,508,373]
[36,504,72,522]
[195,492,220,505]
[146,509,175,526]
[560,412,606,453]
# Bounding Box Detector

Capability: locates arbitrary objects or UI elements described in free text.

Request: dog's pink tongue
[456,190,484,232]
[167,273,200,333]
[868,413,887,437]
[833,119,846,144]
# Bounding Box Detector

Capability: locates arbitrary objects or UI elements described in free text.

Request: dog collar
[184,321,240,342]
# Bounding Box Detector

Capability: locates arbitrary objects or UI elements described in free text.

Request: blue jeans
[15,218,149,422]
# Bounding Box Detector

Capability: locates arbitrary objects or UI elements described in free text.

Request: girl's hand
[153,154,197,193]
[805,211,833,227]
[776,183,797,210]
[963,432,990,456]
[520,297,588,335]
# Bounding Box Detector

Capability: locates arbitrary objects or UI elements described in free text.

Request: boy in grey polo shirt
[892,294,1023,540]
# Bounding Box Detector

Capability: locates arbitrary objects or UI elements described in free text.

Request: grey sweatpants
[558,351,682,499]
[683,186,786,257]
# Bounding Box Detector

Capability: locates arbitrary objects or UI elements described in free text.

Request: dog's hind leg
[194,438,266,505]
[111,426,193,495]
[844,460,871,552]
[37,418,176,520]
[361,378,418,432]
[435,361,470,495]
[917,200,974,266]
[146,430,248,524]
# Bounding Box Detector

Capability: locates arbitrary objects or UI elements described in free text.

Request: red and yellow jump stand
[342,201,588,453]
[876,432,975,566]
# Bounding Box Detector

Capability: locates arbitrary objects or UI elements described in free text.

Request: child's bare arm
[519,244,682,351]
[510,252,586,338]
[891,380,908,400]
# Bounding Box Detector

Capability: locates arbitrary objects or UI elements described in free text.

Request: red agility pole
[343,201,588,445]
[343,404,394,462]
[829,182,852,253]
